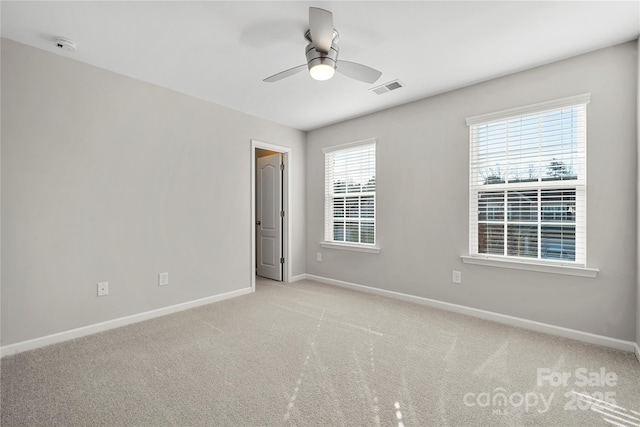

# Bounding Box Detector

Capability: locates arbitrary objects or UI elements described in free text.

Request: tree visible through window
[467,95,588,264]
[324,140,376,245]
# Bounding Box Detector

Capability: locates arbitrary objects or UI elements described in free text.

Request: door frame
[250,139,291,291]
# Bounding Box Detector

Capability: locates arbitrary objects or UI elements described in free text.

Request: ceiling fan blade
[336,61,382,84]
[263,64,307,82]
[309,7,333,53]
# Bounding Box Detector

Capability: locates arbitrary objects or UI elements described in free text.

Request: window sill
[320,241,381,254]
[460,255,598,278]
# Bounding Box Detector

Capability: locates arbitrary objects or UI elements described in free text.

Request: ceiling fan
[263,7,382,84]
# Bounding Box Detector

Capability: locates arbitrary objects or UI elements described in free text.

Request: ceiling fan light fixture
[309,62,335,81]
[306,42,338,81]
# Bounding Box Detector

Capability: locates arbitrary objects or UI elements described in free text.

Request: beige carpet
[2,277,639,426]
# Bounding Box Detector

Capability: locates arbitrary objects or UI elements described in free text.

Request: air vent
[370,80,404,95]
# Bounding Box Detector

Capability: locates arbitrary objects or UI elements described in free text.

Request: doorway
[256,150,283,281]
[250,140,291,291]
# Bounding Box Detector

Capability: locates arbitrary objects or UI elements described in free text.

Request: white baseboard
[289,274,308,283]
[306,274,637,354]
[1,287,253,358]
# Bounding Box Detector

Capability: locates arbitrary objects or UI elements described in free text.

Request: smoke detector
[54,37,77,52]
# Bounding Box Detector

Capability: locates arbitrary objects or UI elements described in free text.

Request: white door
[256,153,283,281]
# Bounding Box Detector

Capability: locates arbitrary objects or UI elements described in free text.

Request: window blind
[324,140,376,245]
[468,95,588,265]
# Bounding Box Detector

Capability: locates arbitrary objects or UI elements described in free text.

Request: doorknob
[256,220,261,225]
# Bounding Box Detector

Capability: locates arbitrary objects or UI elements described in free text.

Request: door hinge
[280,163,284,171]
[280,210,285,218]
[280,257,285,264]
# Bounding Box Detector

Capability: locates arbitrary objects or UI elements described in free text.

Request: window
[324,139,376,247]
[467,94,589,266]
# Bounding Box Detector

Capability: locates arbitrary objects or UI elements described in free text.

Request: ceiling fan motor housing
[305,42,339,73]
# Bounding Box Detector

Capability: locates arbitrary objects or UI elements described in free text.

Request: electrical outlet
[97,282,108,296]
[158,272,169,286]
[317,252,322,262]
[452,271,462,284]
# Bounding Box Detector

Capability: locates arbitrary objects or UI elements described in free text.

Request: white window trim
[466,93,591,126]
[322,138,376,154]
[461,255,598,277]
[322,138,379,252]
[465,94,597,274]
[320,241,381,253]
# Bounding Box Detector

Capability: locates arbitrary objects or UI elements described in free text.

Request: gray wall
[306,41,638,341]
[1,39,306,346]
[637,38,640,351]
[2,37,637,347]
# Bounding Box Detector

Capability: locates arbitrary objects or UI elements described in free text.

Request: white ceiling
[2,1,639,131]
